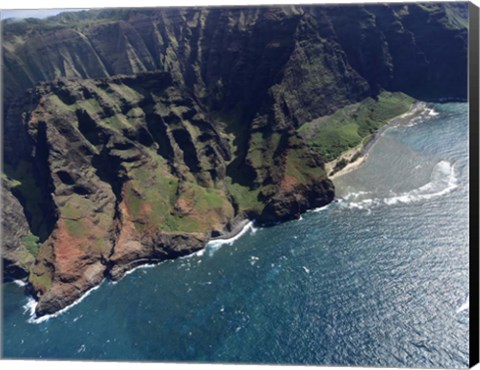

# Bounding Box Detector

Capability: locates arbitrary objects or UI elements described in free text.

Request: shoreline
[11,101,437,321]
[326,102,427,180]
[19,218,256,323]
[8,102,431,322]
[209,218,252,241]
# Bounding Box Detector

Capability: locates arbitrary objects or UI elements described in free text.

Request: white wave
[193,249,205,257]
[183,221,255,259]
[13,279,27,287]
[427,108,439,117]
[343,191,370,200]
[382,160,457,205]
[204,221,254,257]
[123,262,157,277]
[311,203,332,212]
[344,198,377,210]
[457,299,469,313]
[25,281,105,324]
[302,266,310,273]
[404,105,440,127]
[342,160,458,210]
[23,297,37,316]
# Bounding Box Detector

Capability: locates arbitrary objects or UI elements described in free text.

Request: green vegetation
[125,164,181,232]
[333,158,348,172]
[298,91,414,162]
[285,146,325,184]
[1,2,468,318]
[3,161,49,238]
[29,270,52,292]
[350,151,363,163]
[21,233,41,256]
[64,218,88,238]
[225,178,263,213]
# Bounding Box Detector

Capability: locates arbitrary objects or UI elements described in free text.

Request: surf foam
[342,160,458,210]
[404,105,440,127]
[203,221,255,257]
[13,279,27,287]
[123,262,158,277]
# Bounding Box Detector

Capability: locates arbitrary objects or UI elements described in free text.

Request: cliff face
[2,3,468,316]
[4,72,334,316]
[3,4,467,104]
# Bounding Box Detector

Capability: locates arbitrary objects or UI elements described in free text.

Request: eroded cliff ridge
[2,3,467,316]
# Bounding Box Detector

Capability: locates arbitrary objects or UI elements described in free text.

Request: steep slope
[3,4,467,104]
[2,176,36,280]
[1,3,468,316]
[4,72,333,315]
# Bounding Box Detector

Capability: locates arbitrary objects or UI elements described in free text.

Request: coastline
[11,100,447,322]
[21,218,256,323]
[326,102,427,180]
[10,102,431,321]
[209,218,252,242]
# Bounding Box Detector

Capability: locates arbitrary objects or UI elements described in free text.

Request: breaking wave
[341,160,458,210]
[24,281,105,325]
[13,280,27,287]
[199,221,255,257]
[404,105,440,127]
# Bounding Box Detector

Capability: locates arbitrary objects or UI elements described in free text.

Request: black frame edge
[470,1,480,368]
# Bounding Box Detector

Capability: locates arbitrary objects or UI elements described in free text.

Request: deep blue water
[2,103,469,367]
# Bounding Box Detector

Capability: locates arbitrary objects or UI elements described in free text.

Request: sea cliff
[1,3,468,317]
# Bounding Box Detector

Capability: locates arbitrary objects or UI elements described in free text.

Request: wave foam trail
[13,279,27,287]
[312,204,330,212]
[405,105,440,127]
[204,221,254,257]
[382,160,457,205]
[427,108,439,117]
[342,160,458,210]
[23,297,36,316]
[123,263,157,277]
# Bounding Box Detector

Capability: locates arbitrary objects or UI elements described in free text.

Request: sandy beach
[326,102,427,180]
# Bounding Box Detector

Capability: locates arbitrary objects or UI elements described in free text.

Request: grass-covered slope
[299,92,415,162]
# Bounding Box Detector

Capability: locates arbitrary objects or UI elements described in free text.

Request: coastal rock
[33,261,105,317]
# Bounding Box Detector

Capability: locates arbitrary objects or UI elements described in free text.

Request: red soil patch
[175,197,195,216]
[280,175,299,193]
[51,219,85,272]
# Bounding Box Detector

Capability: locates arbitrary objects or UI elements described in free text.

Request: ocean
[2,102,469,367]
